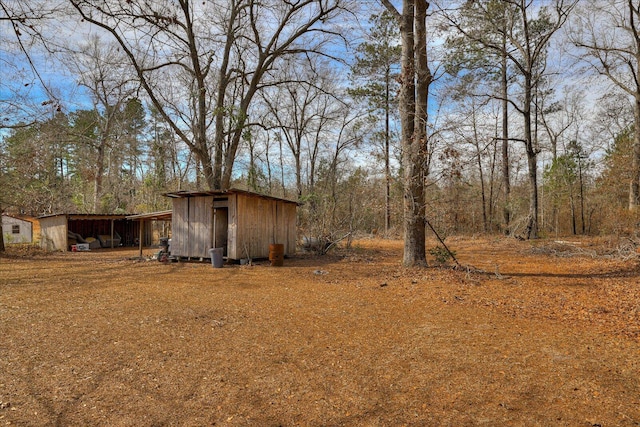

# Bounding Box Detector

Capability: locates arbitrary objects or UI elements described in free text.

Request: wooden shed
[39,213,138,251]
[1,214,33,244]
[165,189,298,260]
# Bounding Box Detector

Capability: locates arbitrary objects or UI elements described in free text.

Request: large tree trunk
[398,0,417,265]
[409,0,430,265]
[501,31,511,235]
[631,96,640,210]
[578,157,585,234]
[475,128,488,233]
[631,0,640,210]
[385,71,392,236]
[387,0,431,267]
[523,75,539,239]
[0,204,5,253]
[524,146,539,239]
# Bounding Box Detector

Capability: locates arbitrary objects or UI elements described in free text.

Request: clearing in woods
[0,237,639,426]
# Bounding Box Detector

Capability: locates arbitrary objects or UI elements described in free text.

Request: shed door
[213,208,228,256]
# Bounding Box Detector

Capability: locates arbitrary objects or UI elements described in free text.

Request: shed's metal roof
[164,188,300,204]
[1,214,33,223]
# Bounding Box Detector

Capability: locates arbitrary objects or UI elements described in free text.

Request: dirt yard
[1,237,639,426]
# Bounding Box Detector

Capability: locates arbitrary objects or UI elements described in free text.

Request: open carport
[126,210,173,258]
[39,213,137,251]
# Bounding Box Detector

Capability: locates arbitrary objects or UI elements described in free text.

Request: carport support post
[138,220,144,258]
[110,219,115,249]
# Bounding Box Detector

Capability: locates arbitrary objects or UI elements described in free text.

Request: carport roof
[126,210,173,221]
[38,213,131,220]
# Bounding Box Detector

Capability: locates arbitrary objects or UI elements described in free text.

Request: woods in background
[3,0,640,254]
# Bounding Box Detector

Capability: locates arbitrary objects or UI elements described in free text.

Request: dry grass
[1,237,639,426]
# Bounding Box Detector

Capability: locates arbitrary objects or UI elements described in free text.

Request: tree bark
[523,73,539,239]
[631,95,640,210]
[406,0,429,266]
[385,70,392,236]
[629,0,640,210]
[472,110,488,232]
[501,29,511,235]
[383,0,430,266]
[0,204,5,253]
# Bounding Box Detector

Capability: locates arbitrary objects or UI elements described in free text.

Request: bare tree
[69,0,353,191]
[449,95,497,233]
[591,92,634,151]
[538,84,582,161]
[259,59,346,199]
[443,0,578,239]
[571,0,640,211]
[441,0,515,235]
[64,36,139,212]
[262,69,321,199]
[537,84,585,232]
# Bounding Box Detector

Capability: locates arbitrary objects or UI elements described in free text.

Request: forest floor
[1,236,639,426]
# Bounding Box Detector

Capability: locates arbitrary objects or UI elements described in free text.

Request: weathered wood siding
[171,198,188,256]
[275,200,297,255]
[170,196,214,258]
[227,193,239,260]
[191,196,214,258]
[39,215,67,251]
[230,193,296,260]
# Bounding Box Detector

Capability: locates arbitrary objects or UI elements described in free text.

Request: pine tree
[350,10,401,236]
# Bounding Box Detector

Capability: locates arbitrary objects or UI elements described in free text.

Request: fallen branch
[425,218,461,268]
[322,232,352,255]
